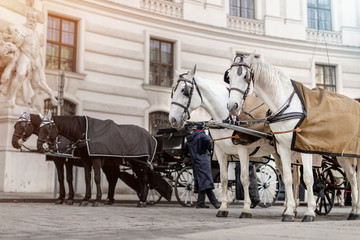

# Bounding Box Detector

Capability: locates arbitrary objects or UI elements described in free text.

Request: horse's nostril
[234,102,238,110]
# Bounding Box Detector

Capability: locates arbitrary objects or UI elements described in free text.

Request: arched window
[149,111,171,135]
[44,99,77,116]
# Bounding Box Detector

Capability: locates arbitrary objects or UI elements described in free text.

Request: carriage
[149,122,281,208]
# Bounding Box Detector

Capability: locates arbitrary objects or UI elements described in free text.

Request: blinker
[224,70,230,84]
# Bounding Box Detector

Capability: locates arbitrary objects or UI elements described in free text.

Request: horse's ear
[175,70,179,79]
[188,65,196,79]
[25,109,30,119]
[39,113,45,120]
[245,51,256,64]
[46,110,52,121]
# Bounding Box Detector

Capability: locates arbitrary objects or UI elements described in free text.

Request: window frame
[315,64,336,92]
[229,0,255,19]
[307,0,332,31]
[149,38,174,88]
[149,111,171,135]
[44,98,77,116]
[46,14,77,72]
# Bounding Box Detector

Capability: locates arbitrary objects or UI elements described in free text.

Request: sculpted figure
[0,10,57,107]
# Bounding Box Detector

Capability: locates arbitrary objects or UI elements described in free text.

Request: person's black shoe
[196,204,210,208]
[250,199,260,209]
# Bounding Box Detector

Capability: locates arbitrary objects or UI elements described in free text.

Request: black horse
[12,112,120,205]
[36,113,170,207]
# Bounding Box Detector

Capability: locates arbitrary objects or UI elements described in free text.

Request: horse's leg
[80,160,92,206]
[300,153,316,222]
[293,165,300,207]
[130,161,148,207]
[65,160,74,205]
[277,146,296,222]
[214,147,229,217]
[54,159,65,204]
[338,157,358,220]
[92,157,103,207]
[238,148,252,218]
[102,164,119,205]
[355,158,360,220]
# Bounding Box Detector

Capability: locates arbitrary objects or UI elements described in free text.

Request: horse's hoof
[301,215,314,222]
[65,199,74,205]
[92,201,103,207]
[239,212,252,218]
[79,201,88,207]
[282,214,295,222]
[347,213,356,220]
[54,199,64,204]
[137,202,147,208]
[216,211,228,217]
[104,198,115,205]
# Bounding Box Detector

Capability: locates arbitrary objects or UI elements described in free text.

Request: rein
[171,74,203,120]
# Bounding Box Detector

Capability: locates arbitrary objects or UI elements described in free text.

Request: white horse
[169,66,280,218]
[226,53,360,221]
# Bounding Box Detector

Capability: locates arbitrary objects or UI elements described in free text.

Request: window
[149,111,171,135]
[229,0,255,19]
[149,39,174,87]
[315,65,336,92]
[44,99,77,116]
[46,15,77,71]
[307,0,332,31]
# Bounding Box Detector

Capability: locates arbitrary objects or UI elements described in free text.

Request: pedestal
[0,104,55,192]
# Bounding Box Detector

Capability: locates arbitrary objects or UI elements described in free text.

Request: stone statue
[0,10,57,107]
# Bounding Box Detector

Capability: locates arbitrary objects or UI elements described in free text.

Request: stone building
[0,0,359,194]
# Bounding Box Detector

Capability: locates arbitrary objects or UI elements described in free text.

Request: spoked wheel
[175,166,197,207]
[314,167,336,215]
[256,163,280,208]
[213,172,236,204]
[146,188,162,205]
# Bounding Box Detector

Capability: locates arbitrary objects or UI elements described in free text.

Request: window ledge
[143,84,172,93]
[45,68,87,80]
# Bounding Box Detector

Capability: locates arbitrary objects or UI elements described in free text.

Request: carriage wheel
[314,167,336,215]
[146,188,162,205]
[175,166,197,207]
[256,163,280,208]
[213,172,236,204]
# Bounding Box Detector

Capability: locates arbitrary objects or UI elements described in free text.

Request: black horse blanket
[85,116,157,161]
[291,81,360,158]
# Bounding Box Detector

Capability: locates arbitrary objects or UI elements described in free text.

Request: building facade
[0,0,359,193]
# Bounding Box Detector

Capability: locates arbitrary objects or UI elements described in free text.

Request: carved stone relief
[0,1,57,108]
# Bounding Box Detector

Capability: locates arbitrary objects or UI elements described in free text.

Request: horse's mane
[249,58,294,92]
[53,115,86,141]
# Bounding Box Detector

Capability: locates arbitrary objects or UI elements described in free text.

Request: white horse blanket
[291,81,360,158]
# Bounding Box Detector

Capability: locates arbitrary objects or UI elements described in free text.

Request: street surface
[0,194,359,239]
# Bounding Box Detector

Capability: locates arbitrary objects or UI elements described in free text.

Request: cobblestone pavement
[0,194,359,240]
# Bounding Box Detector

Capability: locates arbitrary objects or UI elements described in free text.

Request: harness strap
[271,127,301,135]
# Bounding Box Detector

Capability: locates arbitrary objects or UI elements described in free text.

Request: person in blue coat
[186,124,221,209]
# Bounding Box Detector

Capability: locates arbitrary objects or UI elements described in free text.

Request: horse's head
[226,53,255,116]
[37,112,59,153]
[169,65,203,129]
[12,110,34,149]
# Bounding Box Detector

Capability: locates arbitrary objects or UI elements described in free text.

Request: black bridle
[37,120,58,151]
[171,73,203,120]
[13,118,33,142]
[224,60,305,125]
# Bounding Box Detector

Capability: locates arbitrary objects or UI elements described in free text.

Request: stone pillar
[0,0,56,193]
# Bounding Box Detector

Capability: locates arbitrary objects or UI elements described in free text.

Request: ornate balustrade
[227,15,265,35]
[306,29,342,45]
[140,0,183,18]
